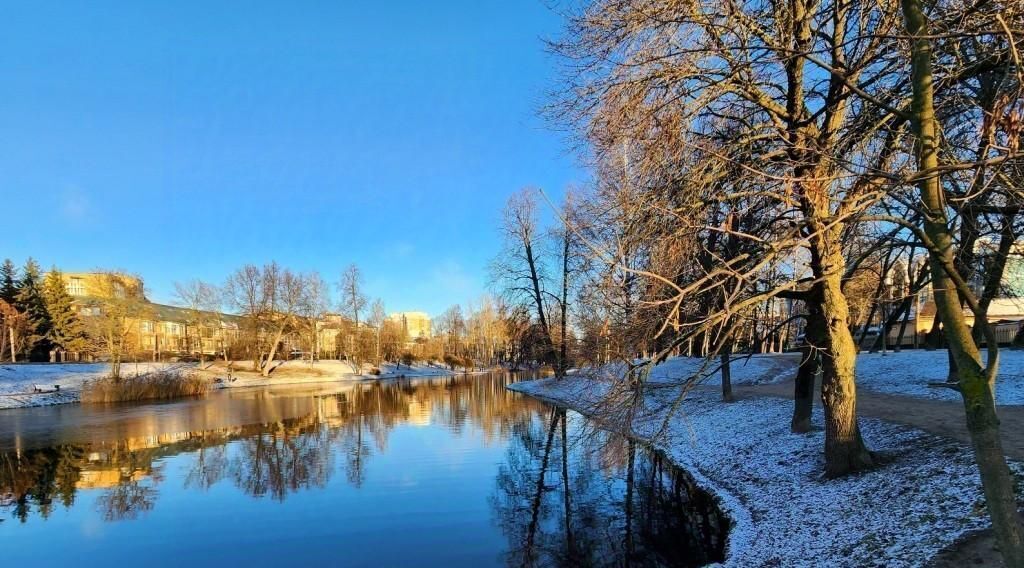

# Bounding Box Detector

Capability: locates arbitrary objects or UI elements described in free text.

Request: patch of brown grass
[81,371,210,404]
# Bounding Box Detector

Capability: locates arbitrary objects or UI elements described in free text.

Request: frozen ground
[0,360,462,409]
[633,349,1024,405]
[510,374,1023,567]
[854,350,1024,405]
[201,360,457,389]
[0,362,186,409]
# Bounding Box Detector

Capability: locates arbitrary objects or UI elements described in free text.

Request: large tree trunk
[262,326,286,377]
[814,252,874,477]
[900,0,1024,562]
[793,308,824,433]
[524,242,557,367]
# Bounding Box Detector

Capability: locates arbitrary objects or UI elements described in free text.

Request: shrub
[400,352,417,366]
[82,371,210,404]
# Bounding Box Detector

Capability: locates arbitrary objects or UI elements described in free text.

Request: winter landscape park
[4,2,1024,568]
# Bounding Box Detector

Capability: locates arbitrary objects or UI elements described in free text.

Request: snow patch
[511,374,1022,566]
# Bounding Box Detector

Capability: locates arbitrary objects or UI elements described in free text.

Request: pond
[0,372,728,567]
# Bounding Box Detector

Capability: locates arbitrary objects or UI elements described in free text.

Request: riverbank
[0,362,186,409]
[194,360,459,389]
[510,371,1024,566]
[0,360,473,409]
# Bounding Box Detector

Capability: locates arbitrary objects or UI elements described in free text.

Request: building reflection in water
[0,372,728,567]
[0,373,542,521]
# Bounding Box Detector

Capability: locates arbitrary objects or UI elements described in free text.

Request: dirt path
[710,358,1023,567]
[732,377,1024,460]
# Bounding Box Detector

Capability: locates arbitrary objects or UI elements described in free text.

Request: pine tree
[14,258,49,360]
[0,259,16,304]
[42,268,87,356]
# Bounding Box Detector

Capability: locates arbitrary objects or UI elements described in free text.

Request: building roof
[146,303,245,325]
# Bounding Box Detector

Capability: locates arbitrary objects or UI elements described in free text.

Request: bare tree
[0,300,32,363]
[83,272,152,380]
[339,264,368,363]
[297,272,330,365]
[493,189,557,368]
[899,0,1024,561]
[367,298,386,367]
[173,279,221,366]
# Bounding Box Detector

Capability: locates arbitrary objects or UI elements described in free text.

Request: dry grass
[81,371,210,404]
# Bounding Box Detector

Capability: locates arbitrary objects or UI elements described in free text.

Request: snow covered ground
[0,362,187,409]
[854,350,1024,405]
[511,373,1022,567]
[0,360,464,410]
[646,353,793,386]
[202,360,457,389]
[629,349,1024,405]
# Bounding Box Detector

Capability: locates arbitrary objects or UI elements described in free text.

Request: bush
[400,352,417,366]
[82,371,210,404]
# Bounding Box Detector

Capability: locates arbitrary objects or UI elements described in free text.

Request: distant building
[55,271,242,359]
[389,311,431,340]
[868,241,1024,347]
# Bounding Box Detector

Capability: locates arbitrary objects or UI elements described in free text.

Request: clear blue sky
[1,1,582,315]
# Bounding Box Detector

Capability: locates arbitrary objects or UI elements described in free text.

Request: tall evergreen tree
[0,259,17,304]
[42,268,87,357]
[14,258,49,360]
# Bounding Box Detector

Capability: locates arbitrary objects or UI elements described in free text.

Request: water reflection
[0,373,726,567]
[492,409,729,567]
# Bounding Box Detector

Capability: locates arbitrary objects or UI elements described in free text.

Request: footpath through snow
[646,349,1024,405]
[511,355,1024,567]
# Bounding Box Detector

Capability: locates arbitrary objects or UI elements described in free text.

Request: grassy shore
[81,370,209,403]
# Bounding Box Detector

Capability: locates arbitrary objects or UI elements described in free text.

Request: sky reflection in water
[0,373,726,567]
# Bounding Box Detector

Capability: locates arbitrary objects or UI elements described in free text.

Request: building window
[68,277,85,297]
[140,321,153,333]
[113,282,126,298]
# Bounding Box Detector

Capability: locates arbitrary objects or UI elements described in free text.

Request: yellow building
[58,272,241,360]
[389,311,431,340]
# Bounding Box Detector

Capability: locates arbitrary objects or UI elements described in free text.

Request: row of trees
[210,263,534,373]
[0,259,87,363]
[0,257,549,377]
[503,0,1024,562]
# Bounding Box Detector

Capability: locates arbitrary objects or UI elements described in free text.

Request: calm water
[0,372,727,567]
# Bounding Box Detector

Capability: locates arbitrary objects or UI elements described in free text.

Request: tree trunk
[720,344,734,402]
[793,309,824,433]
[525,408,559,564]
[900,0,1024,562]
[262,326,286,377]
[816,264,873,477]
[559,410,575,559]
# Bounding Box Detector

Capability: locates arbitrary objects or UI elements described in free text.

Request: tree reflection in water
[0,372,727,567]
[492,408,729,568]
[0,372,542,522]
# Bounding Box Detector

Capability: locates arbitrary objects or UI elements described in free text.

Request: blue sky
[0,1,583,315]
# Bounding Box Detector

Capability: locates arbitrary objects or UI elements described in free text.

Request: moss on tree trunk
[900,0,1024,562]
